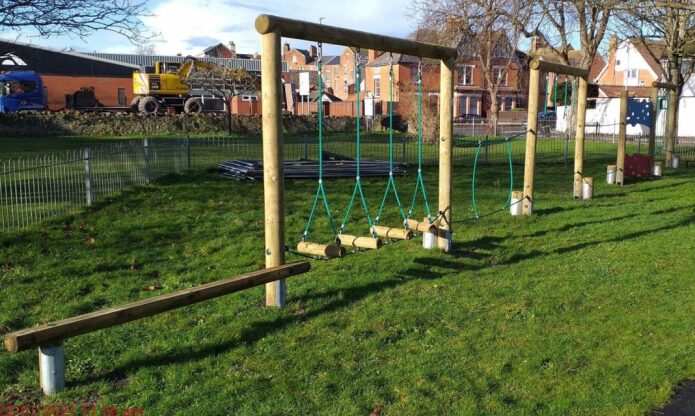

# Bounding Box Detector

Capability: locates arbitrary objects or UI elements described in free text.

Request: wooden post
[260,28,286,307]
[616,90,628,186]
[573,77,588,198]
[185,137,192,170]
[648,87,658,168]
[438,57,454,251]
[665,89,677,166]
[522,65,540,215]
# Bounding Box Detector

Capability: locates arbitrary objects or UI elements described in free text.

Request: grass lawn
[0,160,693,415]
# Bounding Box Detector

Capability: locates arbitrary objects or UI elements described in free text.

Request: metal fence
[2,130,693,231]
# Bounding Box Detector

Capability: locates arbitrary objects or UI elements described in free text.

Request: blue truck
[0,70,45,112]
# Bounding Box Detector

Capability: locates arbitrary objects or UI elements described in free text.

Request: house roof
[310,90,342,102]
[203,43,228,54]
[0,38,139,77]
[320,55,340,66]
[633,39,667,78]
[82,52,285,73]
[367,52,420,67]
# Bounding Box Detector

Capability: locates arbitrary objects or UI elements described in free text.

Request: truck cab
[0,70,45,113]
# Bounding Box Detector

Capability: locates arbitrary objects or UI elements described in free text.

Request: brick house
[283,43,319,71]
[595,37,666,89]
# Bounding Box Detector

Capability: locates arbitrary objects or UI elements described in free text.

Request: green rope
[340,49,375,235]
[301,49,338,243]
[407,59,434,223]
[375,56,407,226]
[469,137,515,220]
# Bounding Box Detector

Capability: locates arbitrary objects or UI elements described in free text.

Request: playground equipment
[518,59,590,214]
[2,15,456,396]
[3,262,310,395]
[256,13,457,290]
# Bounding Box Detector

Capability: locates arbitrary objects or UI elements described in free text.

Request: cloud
[6,0,420,57]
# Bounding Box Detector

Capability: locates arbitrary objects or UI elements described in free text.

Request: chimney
[609,35,618,59]
[309,45,318,57]
[368,49,381,62]
[283,42,291,54]
[229,41,236,58]
[531,36,547,54]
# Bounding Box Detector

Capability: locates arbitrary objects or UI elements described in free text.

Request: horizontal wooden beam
[652,81,678,90]
[530,59,589,79]
[4,262,311,353]
[255,14,457,61]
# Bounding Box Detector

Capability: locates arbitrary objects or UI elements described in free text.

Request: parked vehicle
[454,113,482,123]
[538,110,557,122]
[0,70,45,113]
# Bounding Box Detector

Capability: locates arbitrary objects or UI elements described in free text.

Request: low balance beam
[4,262,311,354]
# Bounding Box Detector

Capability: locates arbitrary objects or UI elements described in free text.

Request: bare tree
[0,0,153,43]
[135,42,158,56]
[186,65,259,135]
[412,0,529,135]
[616,0,695,162]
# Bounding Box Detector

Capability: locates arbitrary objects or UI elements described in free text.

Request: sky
[0,0,418,57]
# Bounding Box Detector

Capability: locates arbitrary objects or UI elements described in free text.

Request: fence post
[185,137,191,170]
[83,148,94,206]
[484,136,489,162]
[564,134,569,162]
[303,134,308,160]
[402,136,407,163]
[143,139,151,184]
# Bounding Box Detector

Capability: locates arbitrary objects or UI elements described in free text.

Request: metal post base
[39,343,65,395]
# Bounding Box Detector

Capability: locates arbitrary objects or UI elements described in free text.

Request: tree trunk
[666,61,680,165]
[489,92,499,137]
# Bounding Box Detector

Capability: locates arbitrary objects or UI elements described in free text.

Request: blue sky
[0,0,418,56]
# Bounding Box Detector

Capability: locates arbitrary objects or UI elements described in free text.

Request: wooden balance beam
[4,262,311,354]
[296,242,346,258]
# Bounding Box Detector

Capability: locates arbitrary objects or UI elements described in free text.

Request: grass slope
[0,162,693,415]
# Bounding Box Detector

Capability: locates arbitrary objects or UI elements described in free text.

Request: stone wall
[0,112,399,136]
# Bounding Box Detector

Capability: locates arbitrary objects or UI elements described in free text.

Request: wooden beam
[4,263,311,353]
[523,66,541,215]
[574,77,589,198]
[261,28,287,308]
[255,14,457,61]
[649,87,658,167]
[529,59,589,79]
[438,57,454,250]
[651,81,677,90]
[616,90,628,185]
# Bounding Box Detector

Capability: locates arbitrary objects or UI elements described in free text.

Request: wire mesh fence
[2,128,693,231]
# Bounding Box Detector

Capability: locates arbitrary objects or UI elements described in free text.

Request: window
[6,80,36,95]
[624,69,639,86]
[458,65,474,86]
[469,96,479,115]
[118,88,126,106]
[504,97,513,111]
[493,67,507,86]
[292,55,297,64]
[343,64,347,74]
[374,74,381,98]
[411,66,418,83]
[616,59,621,66]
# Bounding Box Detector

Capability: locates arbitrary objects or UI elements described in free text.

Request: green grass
[0,159,694,415]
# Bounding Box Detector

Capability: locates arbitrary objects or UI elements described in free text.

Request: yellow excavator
[131,57,242,114]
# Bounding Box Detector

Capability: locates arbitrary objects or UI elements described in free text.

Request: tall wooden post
[573,77,588,198]
[665,89,677,166]
[648,87,658,168]
[438,58,454,251]
[616,90,628,186]
[522,65,541,215]
[260,28,286,307]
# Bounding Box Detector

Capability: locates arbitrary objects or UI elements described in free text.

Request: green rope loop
[407,60,434,223]
[300,54,339,243]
